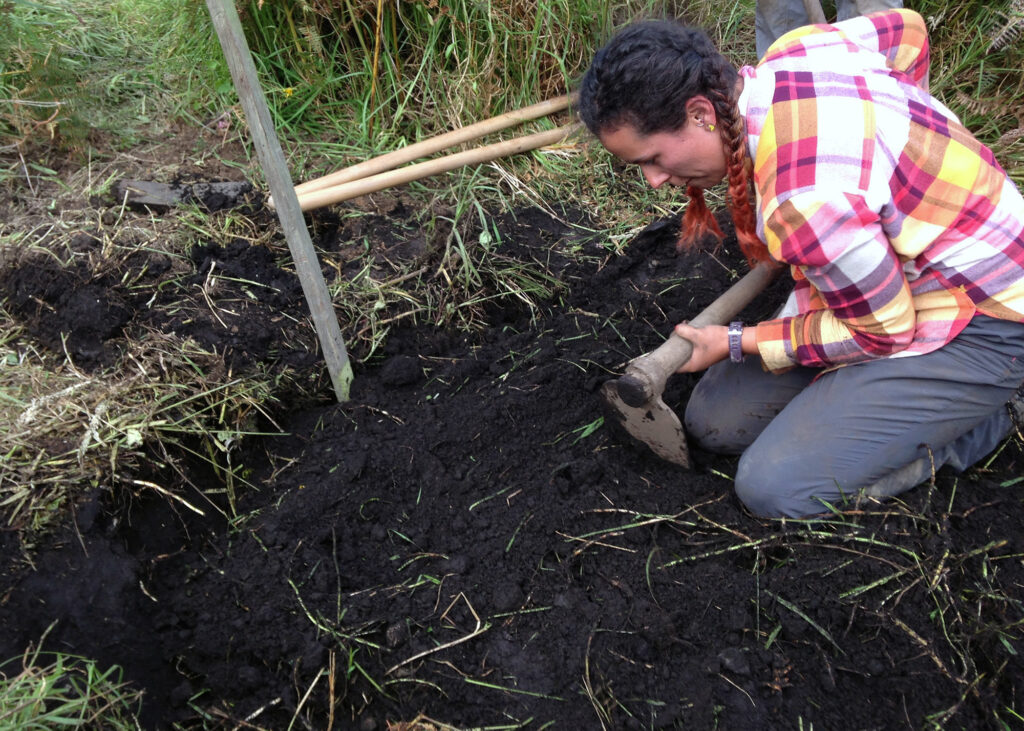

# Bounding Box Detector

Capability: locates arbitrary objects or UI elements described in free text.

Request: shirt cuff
[754,320,797,372]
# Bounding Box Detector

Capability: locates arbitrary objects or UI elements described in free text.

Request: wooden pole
[288,92,578,200]
[293,122,582,213]
[206,0,353,402]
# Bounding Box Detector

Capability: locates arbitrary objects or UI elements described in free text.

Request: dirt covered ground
[2,141,1024,729]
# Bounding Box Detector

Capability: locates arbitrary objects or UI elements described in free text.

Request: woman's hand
[673,322,729,372]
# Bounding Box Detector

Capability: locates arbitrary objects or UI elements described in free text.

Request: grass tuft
[0,627,143,729]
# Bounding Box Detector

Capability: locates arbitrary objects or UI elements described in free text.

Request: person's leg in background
[755,0,810,58]
[757,0,904,58]
[839,0,903,21]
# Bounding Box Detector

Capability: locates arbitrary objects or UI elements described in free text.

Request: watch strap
[728,321,744,363]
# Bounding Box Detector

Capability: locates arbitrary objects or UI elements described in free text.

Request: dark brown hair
[579,20,767,264]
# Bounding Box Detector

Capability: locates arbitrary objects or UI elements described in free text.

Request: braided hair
[579,21,767,264]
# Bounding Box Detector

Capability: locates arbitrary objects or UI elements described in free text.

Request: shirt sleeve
[754,191,917,372]
[749,10,933,372]
[768,10,931,91]
[861,9,931,91]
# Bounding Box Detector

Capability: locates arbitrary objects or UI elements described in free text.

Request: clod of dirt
[1,257,132,367]
[379,354,421,385]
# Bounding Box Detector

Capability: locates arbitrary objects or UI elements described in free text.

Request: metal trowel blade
[600,381,691,468]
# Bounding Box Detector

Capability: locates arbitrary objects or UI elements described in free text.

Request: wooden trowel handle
[616,262,780,407]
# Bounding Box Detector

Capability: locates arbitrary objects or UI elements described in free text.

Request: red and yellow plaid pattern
[738,9,1024,371]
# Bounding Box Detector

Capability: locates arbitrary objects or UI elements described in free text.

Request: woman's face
[598,107,728,190]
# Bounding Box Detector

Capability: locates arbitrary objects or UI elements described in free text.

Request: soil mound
[1,202,1022,729]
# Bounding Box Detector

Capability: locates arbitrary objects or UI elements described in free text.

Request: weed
[0,626,143,728]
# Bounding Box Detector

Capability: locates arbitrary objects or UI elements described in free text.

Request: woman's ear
[685,95,717,128]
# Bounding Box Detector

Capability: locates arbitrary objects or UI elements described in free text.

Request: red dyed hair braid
[678,91,769,267]
[716,91,769,265]
[678,183,724,247]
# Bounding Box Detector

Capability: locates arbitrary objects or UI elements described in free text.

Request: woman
[579,10,1024,517]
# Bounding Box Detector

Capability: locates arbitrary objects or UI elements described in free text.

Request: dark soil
[2,185,1024,730]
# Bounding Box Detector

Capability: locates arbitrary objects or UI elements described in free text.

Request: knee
[734,453,787,517]
[734,448,821,518]
[684,382,752,455]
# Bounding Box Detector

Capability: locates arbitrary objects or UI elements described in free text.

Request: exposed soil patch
[2,183,1023,729]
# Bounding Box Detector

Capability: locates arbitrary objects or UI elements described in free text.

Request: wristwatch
[728,321,744,363]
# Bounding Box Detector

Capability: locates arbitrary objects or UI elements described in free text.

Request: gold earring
[707,122,716,132]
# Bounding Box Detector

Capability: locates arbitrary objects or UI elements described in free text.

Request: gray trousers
[684,315,1024,517]
[756,0,904,58]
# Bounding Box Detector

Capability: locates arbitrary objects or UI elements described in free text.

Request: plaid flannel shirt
[738,9,1024,372]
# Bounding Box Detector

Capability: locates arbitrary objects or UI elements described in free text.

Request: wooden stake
[206,0,353,402]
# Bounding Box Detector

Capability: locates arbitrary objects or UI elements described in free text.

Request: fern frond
[954,91,1004,119]
[998,126,1024,148]
[299,20,325,60]
[988,0,1024,51]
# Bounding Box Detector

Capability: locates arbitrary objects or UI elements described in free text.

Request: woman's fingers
[673,322,729,372]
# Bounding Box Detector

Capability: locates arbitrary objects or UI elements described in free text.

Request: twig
[18,150,36,196]
[889,616,965,685]
[582,631,611,730]
[386,593,490,675]
[287,669,323,731]
[131,479,205,516]
[718,672,756,707]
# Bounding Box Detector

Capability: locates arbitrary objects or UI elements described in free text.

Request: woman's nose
[642,165,670,189]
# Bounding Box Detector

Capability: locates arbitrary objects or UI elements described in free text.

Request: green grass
[919,0,1024,179]
[0,0,180,156]
[0,629,143,729]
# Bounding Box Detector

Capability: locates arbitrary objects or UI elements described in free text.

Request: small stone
[386,622,409,648]
[170,681,193,707]
[718,647,751,676]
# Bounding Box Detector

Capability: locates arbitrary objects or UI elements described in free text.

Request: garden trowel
[601,261,779,468]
